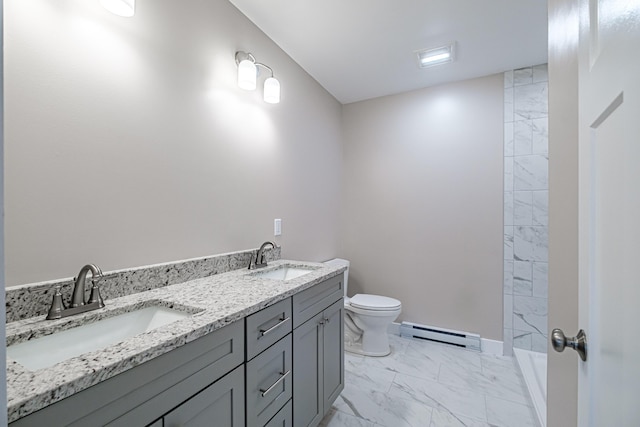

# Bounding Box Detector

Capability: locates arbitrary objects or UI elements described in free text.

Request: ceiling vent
[415,43,456,68]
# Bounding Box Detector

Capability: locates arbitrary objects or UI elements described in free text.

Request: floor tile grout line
[483,393,490,424]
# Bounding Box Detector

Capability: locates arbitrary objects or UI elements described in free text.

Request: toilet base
[345,341,392,357]
[344,305,399,358]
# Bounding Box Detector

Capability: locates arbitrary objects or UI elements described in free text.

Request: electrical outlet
[274,219,282,236]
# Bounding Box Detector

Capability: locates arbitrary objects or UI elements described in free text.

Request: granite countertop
[6,259,346,423]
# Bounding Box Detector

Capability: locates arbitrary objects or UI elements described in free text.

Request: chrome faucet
[248,241,277,269]
[47,264,105,320]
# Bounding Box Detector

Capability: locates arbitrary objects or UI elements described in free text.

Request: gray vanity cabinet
[162,364,245,427]
[246,298,292,361]
[292,274,344,329]
[264,399,292,427]
[246,334,292,426]
[292,311,324,427]
[320,298,345,411]
[9,272,345,427]
[245,297,293,427]
[10,320,245,427]
[292,274,345,427]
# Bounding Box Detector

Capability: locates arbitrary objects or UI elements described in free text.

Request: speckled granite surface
[5,247,280,323]
[5,258,346,423]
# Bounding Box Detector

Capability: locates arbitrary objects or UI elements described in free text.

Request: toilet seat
[349,294,401,311]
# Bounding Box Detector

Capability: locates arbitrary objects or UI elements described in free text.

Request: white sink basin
[7,306,191,371]
[251,266,314,281]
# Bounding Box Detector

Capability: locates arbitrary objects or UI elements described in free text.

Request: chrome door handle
[259,316,290,337]
[551,328,587,361]
[259,370,291,397]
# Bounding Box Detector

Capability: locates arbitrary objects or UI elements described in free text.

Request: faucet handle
[87,281,105,307]
[46,286,66,320]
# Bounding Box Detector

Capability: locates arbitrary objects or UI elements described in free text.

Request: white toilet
[324,258,402,357]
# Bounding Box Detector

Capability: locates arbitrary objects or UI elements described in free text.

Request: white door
[575,1,640,425]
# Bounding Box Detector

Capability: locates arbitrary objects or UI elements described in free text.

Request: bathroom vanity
[5,256,345,427]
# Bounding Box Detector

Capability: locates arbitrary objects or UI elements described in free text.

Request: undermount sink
[250,265,315,281]
[7,305,191,371]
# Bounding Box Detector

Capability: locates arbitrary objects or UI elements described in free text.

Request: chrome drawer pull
[259,370,291,397]
[259,316,290,337]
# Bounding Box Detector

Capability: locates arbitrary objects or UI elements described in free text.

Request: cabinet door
[163,365,244,427]
[322,299,344,413]
[293,312,324,427]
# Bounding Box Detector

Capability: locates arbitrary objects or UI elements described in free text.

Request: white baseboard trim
[481,338,504,356]
[388,322,503,356]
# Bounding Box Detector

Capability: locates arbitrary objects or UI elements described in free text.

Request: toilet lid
[349,294,401,311]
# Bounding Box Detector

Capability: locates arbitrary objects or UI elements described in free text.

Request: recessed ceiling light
[416,43,455,68]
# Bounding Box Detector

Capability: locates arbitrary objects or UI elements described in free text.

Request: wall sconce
[235,51,281,104]
[100,0,135,17]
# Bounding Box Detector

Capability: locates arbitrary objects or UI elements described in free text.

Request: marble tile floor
[320,334,539,427]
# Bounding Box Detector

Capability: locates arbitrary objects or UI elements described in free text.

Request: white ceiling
[228,0,548,104]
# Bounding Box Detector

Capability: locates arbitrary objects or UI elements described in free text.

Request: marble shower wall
[504,65,549,355]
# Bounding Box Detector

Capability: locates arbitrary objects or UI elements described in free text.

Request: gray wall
[4,0,343,286]
[548,0,579,424]
[503,65,549,355]
[6,1,511,346]
[341,75,504,340]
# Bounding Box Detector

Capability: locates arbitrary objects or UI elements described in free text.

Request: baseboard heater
[399,321,481,352]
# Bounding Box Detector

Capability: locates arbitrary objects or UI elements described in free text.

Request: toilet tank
[323,258,350,296]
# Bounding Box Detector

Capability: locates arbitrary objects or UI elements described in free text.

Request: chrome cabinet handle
[259,370,291,397]
[551,328,587,361]
[259,316,290,337]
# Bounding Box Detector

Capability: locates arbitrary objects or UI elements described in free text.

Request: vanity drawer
[264,399,292,427]
[292,274,344,328]
[246,334,292,427]
[246,298,292,360]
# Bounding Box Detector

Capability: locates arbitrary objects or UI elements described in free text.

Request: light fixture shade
[264,77,281,104]
[238,60,257,91]
[100,0,135,17]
